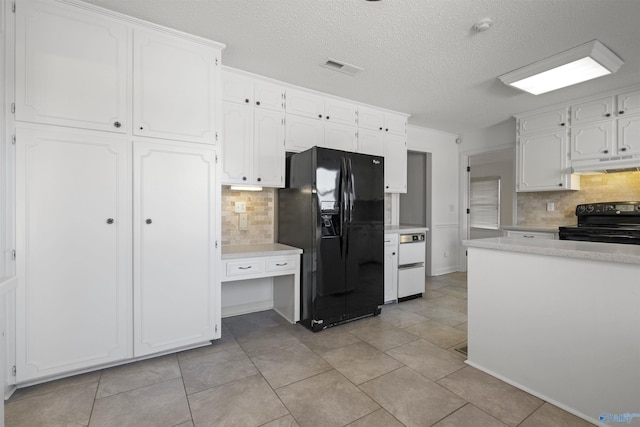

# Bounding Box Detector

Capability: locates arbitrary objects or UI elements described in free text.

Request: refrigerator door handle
[347,158,354,223]
[340,157,349,240]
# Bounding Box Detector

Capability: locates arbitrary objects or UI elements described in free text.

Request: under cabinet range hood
[571,157,640,174]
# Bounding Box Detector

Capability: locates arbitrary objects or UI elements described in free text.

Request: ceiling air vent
[320,58,364,77]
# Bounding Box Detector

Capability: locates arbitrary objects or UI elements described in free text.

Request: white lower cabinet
[14,126,220,382]
[15,126,133,382]
[133,141,219,357]
[384,234,398,303]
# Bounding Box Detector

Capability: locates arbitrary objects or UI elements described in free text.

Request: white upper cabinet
[517,130,578,191]
[518,107,568,135]
[384,113,408,136]
[15,126,132,382]
[571,96,615,125]
[357,128,384,156]
[617,88,640,116]
[133,140,219,357]
[15,0,128,133]
[221,101,253,183]
[358,107,406,136]
[324,122,357,152]
[253,109,285,186]
[617,115,640,156]
[383,133,408,193]
[285,90,325,120]
[570,121,615,161]
[324,99,357,126]
[222,72,284,111]
[285,114,323,152]
[133,28,219,144]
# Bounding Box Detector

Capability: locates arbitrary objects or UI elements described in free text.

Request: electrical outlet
[546,202,555,212]
[234,201,246,213]
[239,213,248,230]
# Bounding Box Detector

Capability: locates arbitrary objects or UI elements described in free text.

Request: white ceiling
[82,0,640,135]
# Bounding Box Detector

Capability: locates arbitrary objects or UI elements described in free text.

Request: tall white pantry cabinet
[11,0,224,383]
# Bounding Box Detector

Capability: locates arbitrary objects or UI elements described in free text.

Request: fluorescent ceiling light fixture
[499,40,623,95]
[229,185,263,192]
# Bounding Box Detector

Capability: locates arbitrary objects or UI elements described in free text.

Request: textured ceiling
[81,0,640,135]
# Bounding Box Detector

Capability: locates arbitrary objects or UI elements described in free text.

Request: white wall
[459,118,516,152]
[407,125,460,276]
[1,0,7,278]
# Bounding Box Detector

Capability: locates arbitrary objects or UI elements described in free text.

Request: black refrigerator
[278,147,384,332]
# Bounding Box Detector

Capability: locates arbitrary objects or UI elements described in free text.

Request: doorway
[399,151,432,275]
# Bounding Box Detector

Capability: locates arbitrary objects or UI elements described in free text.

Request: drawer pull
[238,266,252,270]
[523,235,535,238]
[275,262,288,266]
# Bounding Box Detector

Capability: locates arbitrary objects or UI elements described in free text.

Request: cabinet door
[133,141,218,357]
[383,134,407,193]
[254,82,285,112]
[570,121,614,161]
[324,122,356,152]
[285,114,323,152]
[324,99,357,126]
[617,115,640,156]
[384,236,398,303]
[221,101,253,184]
[518,131,571,191]
[221,72,253,105]
[571,96,615,125]
[617,89,640,116]
[15,127,132,382]
[15,0,128,133]
[286,90,324,120]
[133,29,218,144]
[518,108,568,135]
[358,128,384,156]
[358,107,384,131]
[384,113,407,136]
[254,109,285,187]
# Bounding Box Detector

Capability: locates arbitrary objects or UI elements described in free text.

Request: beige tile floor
[4,272,596,427]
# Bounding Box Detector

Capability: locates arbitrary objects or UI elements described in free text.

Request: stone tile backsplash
[517,171,640,225]
[222,187,275,245]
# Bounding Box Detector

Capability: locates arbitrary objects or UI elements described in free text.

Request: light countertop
[222,243,303,260]
[502,224,574,233]
[385,225,429,235]
[463,237,640,265]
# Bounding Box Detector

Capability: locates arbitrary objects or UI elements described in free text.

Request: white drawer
[226,260,264,277]
[266,257,297,272]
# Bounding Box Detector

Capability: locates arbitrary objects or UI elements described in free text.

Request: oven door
[559,227,640,245]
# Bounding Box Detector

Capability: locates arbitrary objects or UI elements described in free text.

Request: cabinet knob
[106,218,114,224]
[256,101,261,106]
[604,113,611,117]
[619,110,625,115]
[558,183,563,187]
[139,126,144,130]
[326,116,330,120]
[145,219,152,224]
[385,128,389,132]
[379,127,383,131]
[245,99,250,103]
[560,123,565,126]
[620,147,627,152]
[318,114,323,118]
[113,121,121,128]
[242,176,247,181]
[392,252,396,256]
[385,185,389,189]
[603,149,609,154]
[257,177,262,182]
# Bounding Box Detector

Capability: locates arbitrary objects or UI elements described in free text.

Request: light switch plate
[239,213,248,230]
[546,202,555,212]
[234,201,246,213]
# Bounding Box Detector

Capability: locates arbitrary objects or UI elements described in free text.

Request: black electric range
[559,201,640,245]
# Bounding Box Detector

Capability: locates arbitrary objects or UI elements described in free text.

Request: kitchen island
[463,237,640,426]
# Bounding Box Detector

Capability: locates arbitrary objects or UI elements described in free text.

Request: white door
[383,134,407,193]
[324,122,356,152]
[383,113,407,136]
[518,131,568,191]
[285,114,323,152]
[570,97,615,125]
[617,89,640,116]
[357,128,384,156]
[15,0,128,133]
[358,107,384,131]
[133,141,218,357]
[133,29,218,144]
[285,90,324,119]
[221,101,253,184]
[617,115,640,156]
[570,121,614,161]
[324,99,357,126]
[254,82,284,112]
[254,109,285,187]
[15,126,132,382]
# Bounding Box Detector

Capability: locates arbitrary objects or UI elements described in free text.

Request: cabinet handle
[106,218,114,224]
[560,123,565,126]
[326,116,330,120]
[242,176,247,181]
[392,252,396,255]
[256,101,261,106]
[275,263,288,266]
[385,185,389,189]
[603,149,609,154]
[145,219,152,224]
[245,99,250,103]
[558,183,563,187]
[257,177,262,182]
[238,266,252,270]
[620,147,627,152]
[139,126,144,130]
[379,127,383,131]
[523,235,535,238]
[619,110,625,115]
[604,113,611,117]
[385,128,389,132]
[318,114,323,118]
[113,121,121,128]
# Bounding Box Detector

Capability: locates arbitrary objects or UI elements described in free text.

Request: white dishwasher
[397,232,426,301]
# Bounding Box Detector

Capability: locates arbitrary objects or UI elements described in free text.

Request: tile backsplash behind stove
[517,171,640,225]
